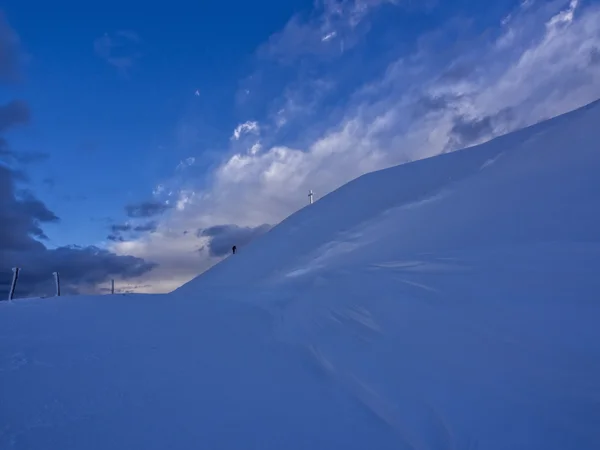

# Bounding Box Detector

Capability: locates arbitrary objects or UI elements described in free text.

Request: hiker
[232,245,237,255]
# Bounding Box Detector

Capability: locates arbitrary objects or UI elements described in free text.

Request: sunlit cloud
[231,121,260,140]
[112,0,600,293]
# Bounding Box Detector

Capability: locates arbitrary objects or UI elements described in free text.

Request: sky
[1,0,600,296]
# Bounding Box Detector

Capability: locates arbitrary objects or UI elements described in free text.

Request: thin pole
[53,272,61,297]
[8,267,20,301]
[111,279,115,294]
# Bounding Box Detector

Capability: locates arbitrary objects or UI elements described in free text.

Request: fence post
[8,267,20,301]
[53,272,61,297]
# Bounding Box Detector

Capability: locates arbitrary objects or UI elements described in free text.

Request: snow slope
[2,99,600,449]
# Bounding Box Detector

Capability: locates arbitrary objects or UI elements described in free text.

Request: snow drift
[2,99,600,449]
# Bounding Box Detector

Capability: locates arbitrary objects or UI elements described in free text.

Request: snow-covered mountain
[2,99,600,449]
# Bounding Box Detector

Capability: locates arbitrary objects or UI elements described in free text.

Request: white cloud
[547,0,579,28]
[273,78,336,130]
[322,31,338,42]
[249,142,262,155]
[112,0,600,293]
[152,184,165,196]
[176,190,195,211]
[259,0,396,62]
[176,157,196,171]
[231,121,260,140]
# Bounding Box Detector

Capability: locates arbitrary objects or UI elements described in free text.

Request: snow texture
[2,100,600,449]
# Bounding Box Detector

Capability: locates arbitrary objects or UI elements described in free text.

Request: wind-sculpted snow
[2,100,600,449]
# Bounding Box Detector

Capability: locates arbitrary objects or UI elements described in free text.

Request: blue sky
[2,0,600,294]
[3,0,315,245]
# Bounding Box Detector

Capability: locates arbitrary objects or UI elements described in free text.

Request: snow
[2,99,600,449]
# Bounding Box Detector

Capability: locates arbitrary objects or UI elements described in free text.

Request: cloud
[111,221,157,234]
[94,31,142,73]
[134,221,158,233]
[249,142,262,155]
[412,94,456,117]
[231,121,260,140]
[176,157,196,171]
[0,165,157,298]
[547,0,578,28]
[0,139,48,167]
[0,100,30,132]
[0,12,22,82]
[107,220,158,243]
[449,115,494,147]
[447,108,515,149]
[111,223,132,233]
[1,246,156,298]
[111,0,600,292]
[199,224,272,257]
[322,31,338,42]
[0,17,156,298]
[0,168,58,250]
[125,200,172,218]
[259,0,396,63]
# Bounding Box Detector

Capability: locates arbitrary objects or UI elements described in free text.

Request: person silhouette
[232,245,237,255]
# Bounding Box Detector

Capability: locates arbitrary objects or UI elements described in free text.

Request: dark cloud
[2,150,49,165]
[198,224,271,257]
[2,246,156,298]
[1,136,48,167]
[0,12,21,82]
[113,283,152,294]
[1,165,157,298]
[0,21,156,298]
[1,147,48,166]
[447,107,515,149]
[412,93,459,118]
[0,100,30,132]
[451,115,494,145]
[0,100,40,171]
[0,167,58,251]
[94,31,142,73]
[107,221,157,242]
[126,201,172,218]
[134,221,157,233]
[417,95,450,111]
[111,223,132,233]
